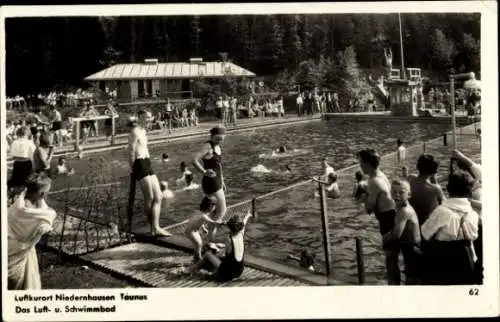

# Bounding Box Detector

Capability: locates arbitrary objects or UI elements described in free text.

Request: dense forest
[5,13,480,96]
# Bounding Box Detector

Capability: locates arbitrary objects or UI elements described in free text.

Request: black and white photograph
[1,2,498,320]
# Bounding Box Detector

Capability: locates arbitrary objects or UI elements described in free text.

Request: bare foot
[152,227,172,237]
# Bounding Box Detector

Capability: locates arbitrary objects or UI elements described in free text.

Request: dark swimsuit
[215,236,245,282]
[52,121,62,131]
[201,141,223,195]
[132,158,154,181]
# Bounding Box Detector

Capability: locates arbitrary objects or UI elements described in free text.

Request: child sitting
[194,211,253,282]
[352,170,368,200]
[185,197,224,261]
[383,179,421,285]
[159,181,174,199]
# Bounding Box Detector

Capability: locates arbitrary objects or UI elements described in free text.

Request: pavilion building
[84,57,256,100]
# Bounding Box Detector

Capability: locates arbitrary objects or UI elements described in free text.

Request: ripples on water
[50,119,452,284]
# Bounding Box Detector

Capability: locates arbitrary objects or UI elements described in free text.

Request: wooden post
[127,174,136,238]
[111,115,116,145]
[443,133,447,146]
[318,182,333,283]
[450,78,457,150]
[75,119,81,152]
[355,237,366,285]
[251,198,257,218]
[423,141,426,153]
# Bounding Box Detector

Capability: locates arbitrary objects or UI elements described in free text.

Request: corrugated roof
[84,61,256,81]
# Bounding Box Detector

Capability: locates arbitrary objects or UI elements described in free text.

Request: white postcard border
[1,2,498,321]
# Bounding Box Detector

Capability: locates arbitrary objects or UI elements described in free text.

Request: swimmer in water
[185,197,224,261]
[159,181,174,199]
[313,172,341,199]
[176,162,200,190]
[128,112,171,237]
[275,145,288,154]
[176,162,194,187]
[162,153,169,163]
[55,157,74,176]
[401,166,409,179]
[322,158,335,179]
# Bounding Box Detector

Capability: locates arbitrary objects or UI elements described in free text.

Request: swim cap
[210,126,226,136]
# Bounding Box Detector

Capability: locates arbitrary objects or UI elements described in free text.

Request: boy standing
[384,179,422,285]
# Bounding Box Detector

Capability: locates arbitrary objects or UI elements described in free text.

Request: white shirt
[397,146,407,164]
[296,96,303,105]
[52,110,62,122]
[10,138,36,160]
[421,198,479,242]
[216,100,223,109]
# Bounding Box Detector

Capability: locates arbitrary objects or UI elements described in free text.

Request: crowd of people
[150,99,199,132]
[353,143,482,285]
[426,87,481,115]
[6,89,98,111]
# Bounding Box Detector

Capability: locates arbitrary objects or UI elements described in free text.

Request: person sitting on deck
[185,197,224,261]
[194,211,253,282]
[420,170,479,285]
[383,179,422,285]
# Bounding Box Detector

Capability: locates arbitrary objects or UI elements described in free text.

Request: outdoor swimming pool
[48,118,458,284]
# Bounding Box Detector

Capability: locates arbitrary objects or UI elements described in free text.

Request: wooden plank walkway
[81,243,310,287]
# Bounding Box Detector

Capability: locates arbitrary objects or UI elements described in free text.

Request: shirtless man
[128,111,170,237]
[358,149,399,285]
[408,154,444,226]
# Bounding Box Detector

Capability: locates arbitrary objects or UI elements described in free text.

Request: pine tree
[190,15,202,56]
[430,28,457,71]
[269,15,285,70]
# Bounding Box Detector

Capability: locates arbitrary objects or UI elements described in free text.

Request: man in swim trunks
[358,149,399,285]
[128,111,171,237]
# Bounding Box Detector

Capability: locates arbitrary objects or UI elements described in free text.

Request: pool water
[48,119,455,283]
